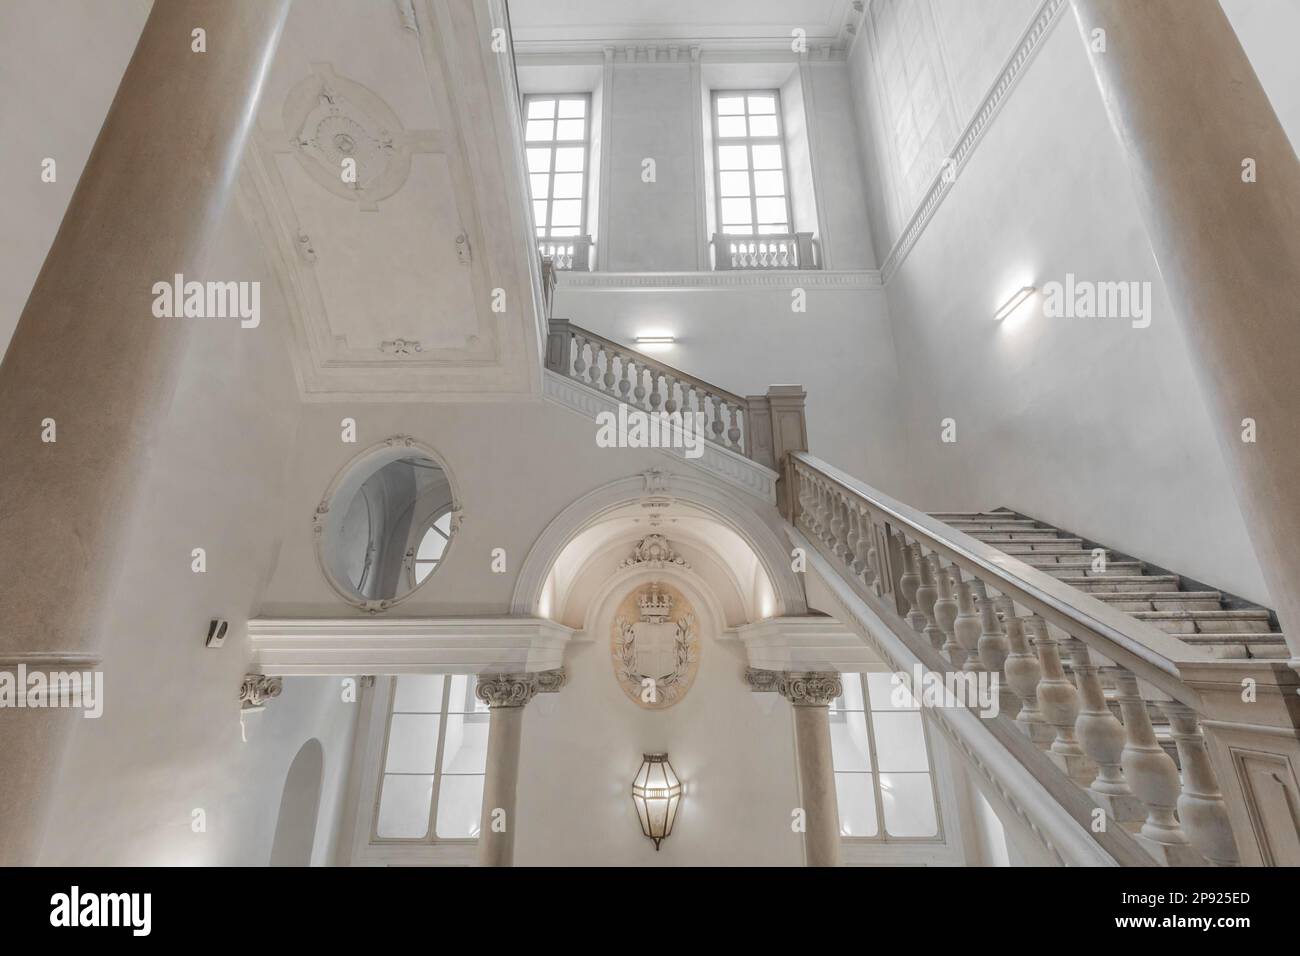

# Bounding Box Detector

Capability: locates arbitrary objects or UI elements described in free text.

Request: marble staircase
[931,510,1286,661]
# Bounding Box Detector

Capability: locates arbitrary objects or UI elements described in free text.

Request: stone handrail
[790,450,1244,867]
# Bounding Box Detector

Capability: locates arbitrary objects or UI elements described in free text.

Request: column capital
[475,673,540,708]
[535,668,567,694]
[777,671,842,706]
[240,673,282,711]
[743,666,782,692]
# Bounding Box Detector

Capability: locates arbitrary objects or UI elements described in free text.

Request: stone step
[1024,554,1139,568]
[1037,561,1146,577]
[1177,634,1290,660]
[1091,591,1224,613]
[996,541,1092,555]
[945,519,1044,532]
[1132,609,1274,634]
[1055,574,1181,592]
[970,532,1078,544]
[929,511,1019,521]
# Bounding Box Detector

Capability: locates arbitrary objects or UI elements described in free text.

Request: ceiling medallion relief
[612,581,700,710]
[283,63,425,212]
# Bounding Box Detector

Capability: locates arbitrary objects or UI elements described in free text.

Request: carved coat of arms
[611,582,700,709]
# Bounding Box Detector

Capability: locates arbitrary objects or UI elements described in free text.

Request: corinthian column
[0,0,292,864]
[1069,0,1300,660]
[778,671,843,867]
[475,670,564,866]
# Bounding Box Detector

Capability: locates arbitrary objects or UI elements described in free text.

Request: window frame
[710,89,795,237]
[371,675,487,846]
[522,92,593,240]
[831,671,945,844]
[404,507,454,591]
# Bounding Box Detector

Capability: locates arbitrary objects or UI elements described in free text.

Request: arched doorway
[270,738,325,867]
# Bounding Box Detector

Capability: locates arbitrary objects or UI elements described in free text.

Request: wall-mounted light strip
[994,286,1036,322]
[634,335,675,346]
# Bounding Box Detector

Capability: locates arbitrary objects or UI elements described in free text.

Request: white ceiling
[237,0,546,401]
[508,0,861,51]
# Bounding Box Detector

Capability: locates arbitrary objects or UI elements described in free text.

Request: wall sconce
[994,285,1037,322]
[631,753,682,850]
[634,333,675,352]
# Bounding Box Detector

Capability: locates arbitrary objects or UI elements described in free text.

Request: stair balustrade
[545,319,756,459]
[788,451,1257,867]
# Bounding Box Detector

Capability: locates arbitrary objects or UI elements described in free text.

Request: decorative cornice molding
[734,616,883,672]
[246,617,574,675]
[475,673,540,708]
[240,674,283,711]
[556,270,882,292]
[776,671,843,706]
[878,0,1067,285]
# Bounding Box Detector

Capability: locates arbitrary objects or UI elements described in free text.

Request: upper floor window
[374,675,488,842]
[712,91,792,236]
[524,94,590,238]
[830,673,940,840]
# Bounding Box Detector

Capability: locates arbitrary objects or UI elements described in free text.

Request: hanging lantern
[631,753,682,850]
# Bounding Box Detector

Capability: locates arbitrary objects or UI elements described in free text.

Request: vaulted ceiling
[238,0,545,401]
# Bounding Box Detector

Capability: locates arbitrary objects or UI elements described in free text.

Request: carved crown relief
[620,534,691,570]
[611,582,701,710]
[284,64,415,211]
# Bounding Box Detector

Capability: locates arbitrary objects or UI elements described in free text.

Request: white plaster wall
[259,396,794,614]
[552,283,906,492]
[0,2,359,866]
[604,64,699,271]
[514,613,803,866]
[845,2,1300,604]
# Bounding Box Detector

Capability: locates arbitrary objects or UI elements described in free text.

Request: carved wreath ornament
[611,582,700,710]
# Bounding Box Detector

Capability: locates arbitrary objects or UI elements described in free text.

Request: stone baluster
[632,362,648,409]
[1066,641,1143,822]
[710,396,724,445]
[931,560,962,667]
[915,553,943,651]
[1004,613,1052,745]
[602,348,617,393]
[1030,618,1092,783]
[727,404,742,451]
[973,583,1011,675]
[1159,702,1239,866]
[952,574,983,673]
[663,376,678,414]
[1111,669,1198,865]
[572,336,588,380]
[898,543,925,633]
[849,510,872,587]
[829,496,849,565]
[648,371,663,411]
[617,356,632,402]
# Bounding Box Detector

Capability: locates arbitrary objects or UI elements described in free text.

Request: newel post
[543,318,572,374]
[766,385,808,520]
[1178,659,1300,865]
